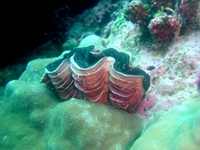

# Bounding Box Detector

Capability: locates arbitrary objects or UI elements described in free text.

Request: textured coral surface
[131,97,200,150]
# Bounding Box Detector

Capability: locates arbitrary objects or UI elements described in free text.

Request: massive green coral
[0,56,145,150]
[131,97,200,150]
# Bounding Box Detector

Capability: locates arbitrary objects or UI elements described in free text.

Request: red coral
[178,0,199,34]
[178,0,199,22]
[148,14,180,42]
[125,1,151,27]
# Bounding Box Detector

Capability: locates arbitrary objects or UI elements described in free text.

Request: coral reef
[107,14,200,117]
[124,0,200,43]
[60,0,124,51]
[0,59,145,149]
[1,50,200,149]
[78,34,105,50]
[148,14,179,42]
[178,0,200,34]
[1,0,200,149]
[131,97,200,150]
[125,1,151,27]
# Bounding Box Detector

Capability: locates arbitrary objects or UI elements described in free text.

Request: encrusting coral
[148,13,180,42]
[124,0,200,43]
[178,0,200,34]
[124,1,151,27]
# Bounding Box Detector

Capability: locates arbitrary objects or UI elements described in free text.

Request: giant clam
[41,45,150,113]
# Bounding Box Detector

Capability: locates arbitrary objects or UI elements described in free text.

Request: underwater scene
[0,0,200,149]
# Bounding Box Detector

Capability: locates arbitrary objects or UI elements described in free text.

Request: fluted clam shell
[70,56,115,104]
[41,45,150,113]
[109,66,145,113]
[41,58,80,100]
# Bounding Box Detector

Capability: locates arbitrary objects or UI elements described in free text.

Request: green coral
[131,97,200,150]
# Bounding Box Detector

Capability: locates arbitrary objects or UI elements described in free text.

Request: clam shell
[41,45,150,113]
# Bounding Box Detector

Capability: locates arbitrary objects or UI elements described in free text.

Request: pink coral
[148,14,179,42]
[125,1,151,27]
[178,0,199,22]
[178,0,199,34]
[124,0,200,44]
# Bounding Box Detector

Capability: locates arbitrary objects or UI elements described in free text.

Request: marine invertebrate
[178,0,199,34]
[41,45,150,113]
[125,1,151,27]
[178,0,199,22]
[124,0,200,44]
[148,14,179,42]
